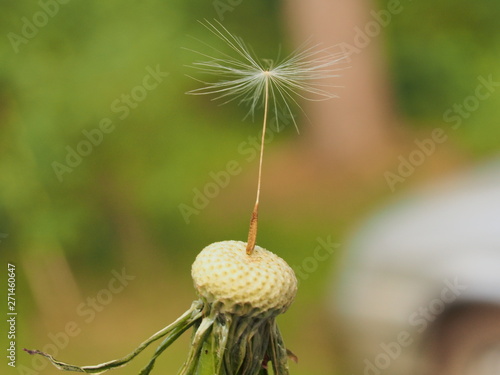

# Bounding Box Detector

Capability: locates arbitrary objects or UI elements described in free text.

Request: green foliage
[6,0,497,266]
[382,0,500,154]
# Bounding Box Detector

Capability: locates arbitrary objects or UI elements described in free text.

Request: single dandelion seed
[187,19,344,254]
[25,20,342,375]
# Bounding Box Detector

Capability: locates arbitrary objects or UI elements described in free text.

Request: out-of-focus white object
[332,158,500,375]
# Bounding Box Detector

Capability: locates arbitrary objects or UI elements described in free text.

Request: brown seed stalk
[246,74,270,255]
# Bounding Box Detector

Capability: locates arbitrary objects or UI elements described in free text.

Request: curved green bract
[25,299,293,375]
[24,301,203,374]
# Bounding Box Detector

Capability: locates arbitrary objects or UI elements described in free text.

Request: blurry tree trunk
[283,0,399,177]
[10,120,83,325]
[22,245,82,324]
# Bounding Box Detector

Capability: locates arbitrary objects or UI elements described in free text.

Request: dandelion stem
[246,74,270,255]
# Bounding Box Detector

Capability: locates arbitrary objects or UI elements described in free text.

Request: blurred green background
[1,0,499,374]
